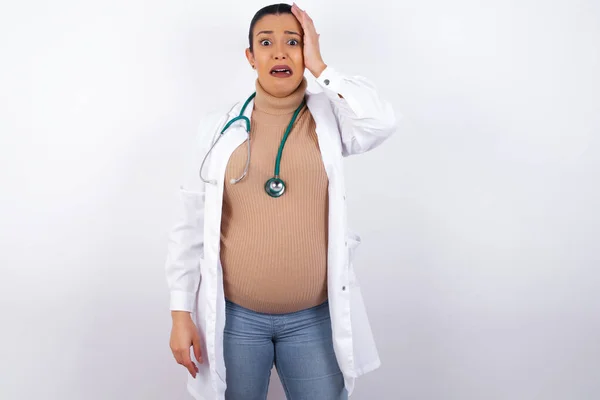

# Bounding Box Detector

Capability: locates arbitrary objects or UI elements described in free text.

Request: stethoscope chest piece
[200,93,305,199]
[265,177,285,197]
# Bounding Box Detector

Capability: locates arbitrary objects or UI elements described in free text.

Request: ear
[245,48,255,68]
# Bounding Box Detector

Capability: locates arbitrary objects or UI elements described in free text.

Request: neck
[254,77,307,116]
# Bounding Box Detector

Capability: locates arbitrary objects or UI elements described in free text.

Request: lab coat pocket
[177,185,205,294]
[177,186,206,233]
[179,185,205,202]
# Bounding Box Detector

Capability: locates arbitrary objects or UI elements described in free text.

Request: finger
[291,5,304,25]
[295,4,312,22]
[292,4,309,22]
[184,361,197,377]
[180,351,197,378]
[171,343,182,362]
[298,11,315,31]
[192,335,203,364]
[172,351,182,365]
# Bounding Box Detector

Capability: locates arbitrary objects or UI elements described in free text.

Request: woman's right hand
[170,311,203,378]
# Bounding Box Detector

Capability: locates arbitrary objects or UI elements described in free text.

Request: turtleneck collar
[253,76,308,116]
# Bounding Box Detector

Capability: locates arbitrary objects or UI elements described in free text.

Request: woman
[165,3,397,400]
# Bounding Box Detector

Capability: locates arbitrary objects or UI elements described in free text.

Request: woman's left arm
[292,3,399,156]
[314,66,398,156]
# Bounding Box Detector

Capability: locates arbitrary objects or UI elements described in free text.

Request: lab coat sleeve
[164,112,221,312]
[314,66,399,156]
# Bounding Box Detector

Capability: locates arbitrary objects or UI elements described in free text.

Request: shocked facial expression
[246,13,305,98]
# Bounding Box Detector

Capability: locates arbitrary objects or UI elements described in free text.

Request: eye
[260,39,271,46]
[288,39,299,45]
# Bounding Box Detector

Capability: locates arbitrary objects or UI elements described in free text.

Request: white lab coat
[165,66,397,400]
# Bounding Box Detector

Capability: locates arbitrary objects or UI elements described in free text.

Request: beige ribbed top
[220,77,329,314]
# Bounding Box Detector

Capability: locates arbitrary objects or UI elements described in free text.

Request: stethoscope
[199,92,306,198]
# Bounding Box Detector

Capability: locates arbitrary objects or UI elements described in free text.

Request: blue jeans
[223,298,348,400]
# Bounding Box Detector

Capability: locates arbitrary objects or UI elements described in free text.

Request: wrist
[171,310,192,322]
[310,61,327,78]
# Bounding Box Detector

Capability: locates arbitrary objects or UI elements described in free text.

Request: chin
[273,75,302,85]
[265,77,302,95]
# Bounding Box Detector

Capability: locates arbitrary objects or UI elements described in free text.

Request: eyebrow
[256,30,301,37]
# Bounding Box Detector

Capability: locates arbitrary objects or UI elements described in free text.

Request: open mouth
[270,65,293,76]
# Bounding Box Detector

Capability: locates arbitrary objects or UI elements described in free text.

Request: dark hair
[248,3,293,53]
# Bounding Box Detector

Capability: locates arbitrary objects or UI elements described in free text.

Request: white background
[1,0,599,399]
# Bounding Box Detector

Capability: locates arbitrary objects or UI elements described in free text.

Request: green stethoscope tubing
[219,92,306,198]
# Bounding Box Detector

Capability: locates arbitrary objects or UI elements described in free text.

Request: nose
[273,42,287,60]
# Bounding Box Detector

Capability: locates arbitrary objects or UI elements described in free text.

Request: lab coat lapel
[204,98,253,199]
[200,97,254,398]
[203,96,252,271]
[306,92,336,179]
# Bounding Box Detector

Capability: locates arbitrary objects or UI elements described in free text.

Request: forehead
[254,13,302,35]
